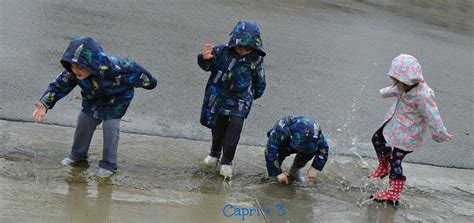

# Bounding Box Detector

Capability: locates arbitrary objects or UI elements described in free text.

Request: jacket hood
[61,37,109,75]
[288,117,320,153]
[227,21,266,57]
[387,54,424,86]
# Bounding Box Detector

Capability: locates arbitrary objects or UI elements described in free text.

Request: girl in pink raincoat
[368,54,454,205]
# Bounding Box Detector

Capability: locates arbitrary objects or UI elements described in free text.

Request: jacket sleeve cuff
[269,167,283,177]
[39,97,53,110]
[380,86,400,99]
[432,129,450,142]
[311,163,324,171]
[267,160,283,177]
[197,54,212,71]
[274,166,283,176]
[311,155,326,171]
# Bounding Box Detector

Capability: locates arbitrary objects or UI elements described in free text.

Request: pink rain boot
[368,154,391,179]
[370,178,406,206]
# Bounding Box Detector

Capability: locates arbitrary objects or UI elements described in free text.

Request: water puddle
[1,121,473,222]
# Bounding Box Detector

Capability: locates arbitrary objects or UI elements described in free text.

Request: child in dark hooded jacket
[265,116,329,184]
[33,37,157,178]
[197,21,266,178]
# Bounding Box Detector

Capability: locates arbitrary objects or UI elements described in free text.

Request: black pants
[277,148,316,170]
[372,124,412,180]
[210,114,244,165]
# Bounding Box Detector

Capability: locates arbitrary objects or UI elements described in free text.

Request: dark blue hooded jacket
[39,37,157,120]
[265,116,329,177]
[197,21,266,128]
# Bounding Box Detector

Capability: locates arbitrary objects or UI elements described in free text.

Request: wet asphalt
[0,0,472,169]
[0,120,473,222]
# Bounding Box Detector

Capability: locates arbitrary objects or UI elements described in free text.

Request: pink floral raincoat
[380,54,450,151]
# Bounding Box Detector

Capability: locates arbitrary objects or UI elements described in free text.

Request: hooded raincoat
[264,116,329,177]
[380,54,450,151]
[197,21,266,128]
[39,37,157,120]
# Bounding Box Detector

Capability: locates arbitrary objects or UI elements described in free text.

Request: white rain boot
[219,164,233,179]
[61,157,75,166]
[289,165,305,183]
[203,155,219,166]
[97,168,114,178]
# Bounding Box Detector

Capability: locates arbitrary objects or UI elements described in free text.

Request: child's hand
[447,134,455,141]
[305,167,318,181]
[32,102,47,121]
[202,43,214,60]
[277,173,289,184]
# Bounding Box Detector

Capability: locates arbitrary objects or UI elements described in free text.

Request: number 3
[277,203,286,217]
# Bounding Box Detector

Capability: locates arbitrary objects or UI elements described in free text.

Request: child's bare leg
[99,119,121,171]
[69,112,101,162]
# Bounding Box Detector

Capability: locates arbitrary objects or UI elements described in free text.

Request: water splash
[350,146,369,169]
[222,176,232,185]
[359,198,375,207]
[337,75,371,158]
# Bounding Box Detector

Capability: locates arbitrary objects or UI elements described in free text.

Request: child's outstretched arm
[307,135,329,181]
[418,92,454,142]
[197,43,216,72]
[265,129,286,178]
[251,57,266,100]
[34,71,78,121]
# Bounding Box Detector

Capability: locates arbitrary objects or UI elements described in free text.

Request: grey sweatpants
[68,111,121,171]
